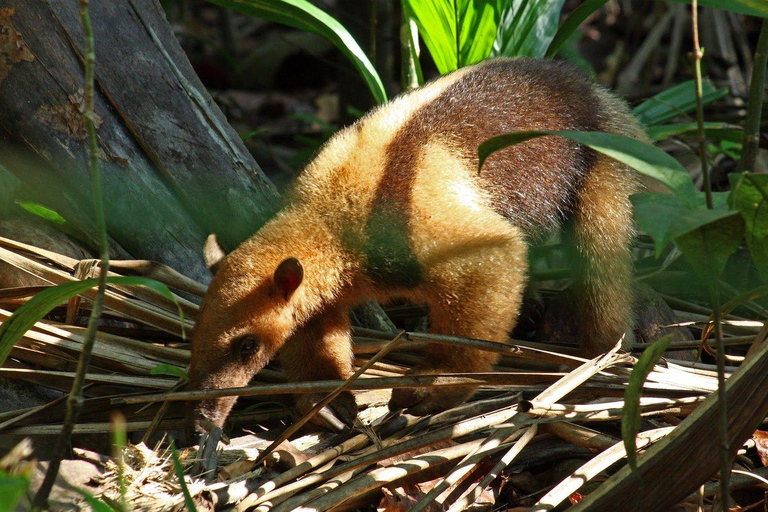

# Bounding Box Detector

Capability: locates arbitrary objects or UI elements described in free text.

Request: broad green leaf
[460,0,504,66]
[0,276,181,367]
[633,192,740,263]
[0,472,29,512]
[206,0,386,104]
[546,0,609,57]
[16,201,67,224]
[633,81,728,127]
[170,440,198,512]
[403,0,502,73]
[730,172,768,282]
[492,0,566,58]
[479,130,698,206]
[622,334,674,471]
[674,211,745,284]
[645,122,743,143]
[151,363,190,381]
[632,193,691,257]
[667,0,768,18]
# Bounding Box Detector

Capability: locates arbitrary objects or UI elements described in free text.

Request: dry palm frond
[2,237,767,512]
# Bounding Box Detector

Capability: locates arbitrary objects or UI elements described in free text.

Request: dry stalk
[410,344,629,511]
[531,427,675,511]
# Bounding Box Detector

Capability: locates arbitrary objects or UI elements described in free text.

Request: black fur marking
[361,202,422,287]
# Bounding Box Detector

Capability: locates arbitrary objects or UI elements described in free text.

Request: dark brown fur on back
[379,59,603,234]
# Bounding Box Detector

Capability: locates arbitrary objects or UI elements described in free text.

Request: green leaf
[546,0,609,57]
[645,122,743,143]
[239,129,269,140]
[632,193,691,257]
[0,276,181,367]
[492,0,566,58]
[479,130,698,206]
[460,0,504,66]
[206,0,386,104]
[150,363,189,381]
[632,192,741,266]
[622,334,674,471]
[666,0,768,18]
[0,471,29,512]
[730,172,768,282]
[403,0,502,74]
[75,488,121,512]
[633,81,728,127]
[16,201,67,224]
[674,211,745,284]
[170,440,197,512]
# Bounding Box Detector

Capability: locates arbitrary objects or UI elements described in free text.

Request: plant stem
[710,284,730,509]
[692,1,730,506]
[692,0,713,209]
[454,0,460,71]
[738,19,768,173]
[32,0,110,508]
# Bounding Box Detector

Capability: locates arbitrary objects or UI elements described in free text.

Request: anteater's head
[184,234,305,442]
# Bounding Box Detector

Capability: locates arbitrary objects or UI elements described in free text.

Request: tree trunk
[0,0,279,283]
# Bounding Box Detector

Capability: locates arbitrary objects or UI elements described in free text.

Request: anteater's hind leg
[388,231,528,415]
[567,155,638,356]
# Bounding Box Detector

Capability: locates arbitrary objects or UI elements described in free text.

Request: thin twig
[32,1,110,507]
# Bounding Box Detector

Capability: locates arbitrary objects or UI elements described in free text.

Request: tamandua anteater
[185,57,644,437]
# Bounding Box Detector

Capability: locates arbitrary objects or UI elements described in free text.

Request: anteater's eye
[234,335,259,359]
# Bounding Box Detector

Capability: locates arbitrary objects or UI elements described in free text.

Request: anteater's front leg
[279,306,358,427]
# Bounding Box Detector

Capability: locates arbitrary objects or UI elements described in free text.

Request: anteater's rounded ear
[203,234,226,275]
[274,257,303,300]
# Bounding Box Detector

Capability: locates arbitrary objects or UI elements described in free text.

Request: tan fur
[186,57,647,435]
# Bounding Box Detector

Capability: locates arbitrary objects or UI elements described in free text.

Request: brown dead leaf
[0,7,34,85]
[753,430,768,467]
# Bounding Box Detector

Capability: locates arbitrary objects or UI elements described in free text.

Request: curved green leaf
[622,334,674,471]
[207,0,387,104]
[546,0,609,57]
[493,0,566,58]
[151,363,190,381]
[0,276,181,367]
[16,202,67,224]
[633,80,728,127]
[645,122,743,143]
[479,130,698,206]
